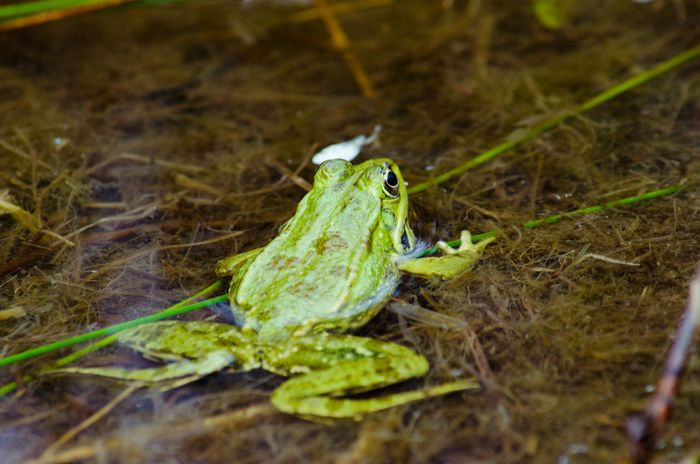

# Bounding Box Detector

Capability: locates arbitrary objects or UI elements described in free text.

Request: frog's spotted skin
[58,158,493,420]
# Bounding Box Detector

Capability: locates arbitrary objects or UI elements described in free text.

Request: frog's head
[314,158,416,255]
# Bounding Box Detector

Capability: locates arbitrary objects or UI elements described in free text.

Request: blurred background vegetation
[0,1,699,462]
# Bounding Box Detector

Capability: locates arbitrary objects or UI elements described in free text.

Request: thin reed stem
[407,43,700,194]
[0,280,225,395]
[417,185,682,257]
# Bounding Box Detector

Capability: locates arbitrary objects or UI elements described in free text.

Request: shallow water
[1,1,699,462]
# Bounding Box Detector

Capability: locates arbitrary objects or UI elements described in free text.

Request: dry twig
[626,271,700,463]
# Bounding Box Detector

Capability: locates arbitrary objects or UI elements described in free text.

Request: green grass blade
[0,335,119,396]
[417,185,682,257]
[0,0,184,22]
[0,295,227,368]
[522,185,682,229]
[0,0,107,19]
[407,43,700,195]
[0,279,225,368]
[0,279,225,395]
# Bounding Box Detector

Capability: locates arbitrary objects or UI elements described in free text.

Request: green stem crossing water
[407,43,700,194]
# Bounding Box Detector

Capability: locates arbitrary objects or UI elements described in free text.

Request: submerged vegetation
[1,0,699,462]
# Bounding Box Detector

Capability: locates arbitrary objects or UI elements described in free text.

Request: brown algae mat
[1,1,700,462]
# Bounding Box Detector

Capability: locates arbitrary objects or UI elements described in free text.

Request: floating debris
[0,306,26,321]
[311,125,381,165]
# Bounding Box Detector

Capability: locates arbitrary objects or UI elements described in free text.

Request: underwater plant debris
[1,1,700,462]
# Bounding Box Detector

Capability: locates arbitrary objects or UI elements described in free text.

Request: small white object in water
[311,125,381,165]
[52,137,68,151]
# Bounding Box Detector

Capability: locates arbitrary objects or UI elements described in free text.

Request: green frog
[62,158,493,419]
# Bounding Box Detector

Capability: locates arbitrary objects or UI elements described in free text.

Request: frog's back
[233,179,397,339]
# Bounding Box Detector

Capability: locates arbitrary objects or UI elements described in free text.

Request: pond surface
[1,1,699,462]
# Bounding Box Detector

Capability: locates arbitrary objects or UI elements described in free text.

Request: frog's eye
[382,169,400,198]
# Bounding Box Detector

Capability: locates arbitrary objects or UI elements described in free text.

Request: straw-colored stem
[314,0,376,97]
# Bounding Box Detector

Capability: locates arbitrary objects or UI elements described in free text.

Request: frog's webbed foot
[266,335,479,420]
[397,230,494,279]
[47,321,255,389]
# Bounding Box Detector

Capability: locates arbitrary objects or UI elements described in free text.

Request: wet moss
[1,1,699,462]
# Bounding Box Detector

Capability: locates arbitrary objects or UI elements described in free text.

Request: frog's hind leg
[57,350,235,390]
[51,321,256,388]
[266,334,479,419]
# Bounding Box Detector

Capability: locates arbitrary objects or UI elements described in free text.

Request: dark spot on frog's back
[330,265,348,277]
[289,280,320,299]
[314,233,348,254]
[269,255,299,270]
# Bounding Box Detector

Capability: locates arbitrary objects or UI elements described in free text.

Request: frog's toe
[417,378,480,397]
[457,230,474,250]
[436,230,489,255]
[436,240,456,255]
[456,230,495,253]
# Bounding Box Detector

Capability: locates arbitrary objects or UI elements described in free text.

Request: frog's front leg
[265,334,479,420]
[215,247,263,277]
[398,230,494,279]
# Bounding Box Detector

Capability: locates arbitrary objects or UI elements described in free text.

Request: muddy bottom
[1,1,699,462]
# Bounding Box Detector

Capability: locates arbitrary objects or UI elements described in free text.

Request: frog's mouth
[391,196,415,255]
[397,223,416,254]
[384,159,415,255]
